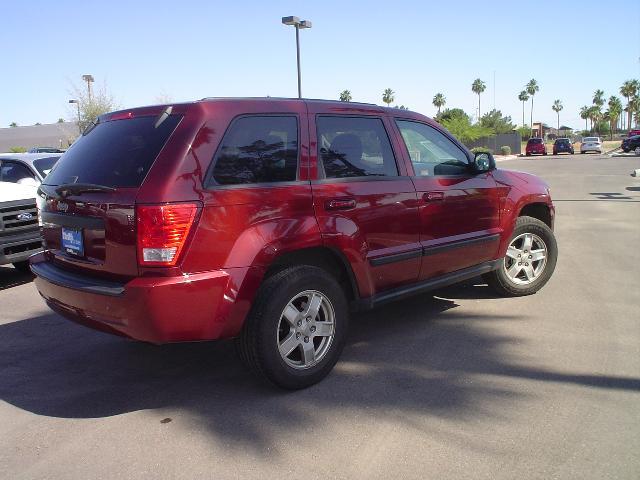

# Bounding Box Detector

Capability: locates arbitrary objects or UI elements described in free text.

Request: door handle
[325,198,356,211]
[423,191,445,202]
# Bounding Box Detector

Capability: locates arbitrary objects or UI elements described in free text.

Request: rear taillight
[136,203,198,266]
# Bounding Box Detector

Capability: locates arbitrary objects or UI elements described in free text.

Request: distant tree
[579,105,590,133]
[518,90,529,127]
[479,109,515,134]
[35,122,42,126]
[396,105,409,110]
[593,89,605,108]
[526,79,540,133]
[154,92,173,104]
[9,122,17,127]
[435,108,468,123]
[69,77,117,132]
[620,80,638,131]
[339,90,352,102]
[552,100,563,132]
[516,125,531,141]
[471,78,486,117]
[9,146,27,153]
[630,96,640,127]
[432,93,446,114]
[57,118,65,123]
[382,88,395,108]
[587,106,600,132]
[606,96,623,138]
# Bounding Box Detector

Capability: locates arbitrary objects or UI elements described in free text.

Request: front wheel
[484,216,557,296]
[236,265,349,389]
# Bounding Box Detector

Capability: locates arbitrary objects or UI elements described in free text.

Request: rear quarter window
[44,115,181,188]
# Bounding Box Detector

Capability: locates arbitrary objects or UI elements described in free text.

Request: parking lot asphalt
[1,153,639,480]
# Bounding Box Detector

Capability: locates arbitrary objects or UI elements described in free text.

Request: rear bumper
[0,229,42,266]
[30,253,263,343]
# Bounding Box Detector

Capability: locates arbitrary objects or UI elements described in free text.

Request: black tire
[526,153,531,156]
[483,216,557,297]
[236,265,349,389]
[12,261,32,274]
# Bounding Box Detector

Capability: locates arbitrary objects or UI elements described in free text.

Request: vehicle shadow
[0,287,638,453]
[0,265,34,291]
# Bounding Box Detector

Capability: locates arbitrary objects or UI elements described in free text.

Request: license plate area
[61,227,84,257]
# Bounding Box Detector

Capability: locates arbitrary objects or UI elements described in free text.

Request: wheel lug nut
[297,320,302,327]
[529,255,532,259]
[518,262,522,266]
[518,254,521,258]
[296,332,301,339]
[306,316,311,322]
[525,263,529,266]
[304,336,309,343]
[310,326,316,333]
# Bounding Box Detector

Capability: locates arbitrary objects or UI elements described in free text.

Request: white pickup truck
[0,181,41,272]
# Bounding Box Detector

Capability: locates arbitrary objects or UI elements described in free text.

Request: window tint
[528,138,543,144]
[209,116,298,186]
[316,116,397,178]
[33,156,59,178]
[395,120,469,176]
[0,161,35,183]
[44,115,181,188]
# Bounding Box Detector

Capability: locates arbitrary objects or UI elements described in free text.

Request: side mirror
[473,152,495,173]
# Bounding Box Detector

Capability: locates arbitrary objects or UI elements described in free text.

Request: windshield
[33,156,59,178]
[44,115,181,188]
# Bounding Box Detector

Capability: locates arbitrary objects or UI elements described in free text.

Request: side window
[317,116,398,178]
[209,116,298,186]
[0,161,35,183]
[395,120,469,176]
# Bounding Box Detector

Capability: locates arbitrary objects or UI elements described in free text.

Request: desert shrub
[470,147,493,154]
[500,145,511,155]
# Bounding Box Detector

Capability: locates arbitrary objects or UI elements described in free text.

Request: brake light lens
[137,203,198,266]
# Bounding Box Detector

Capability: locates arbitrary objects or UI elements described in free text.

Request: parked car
[28,147,66,154]
[30,98,558,389]
[552,138,574,155]
[621,135,640,153]
[525,138,547,156]
[580,137,603,154]
[0,153,62,187]
[0,182,41,272]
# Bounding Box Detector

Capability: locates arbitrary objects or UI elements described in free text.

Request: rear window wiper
[55,183,116,198]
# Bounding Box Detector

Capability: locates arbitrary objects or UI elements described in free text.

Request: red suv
[525,138,547,156]
[31,98,557,389]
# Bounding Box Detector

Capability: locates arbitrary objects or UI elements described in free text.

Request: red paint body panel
[31,98,555,344]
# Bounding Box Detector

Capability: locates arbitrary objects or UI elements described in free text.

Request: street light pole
[69,99,81,134]
[282,16,312,99]
[82,74,94,101]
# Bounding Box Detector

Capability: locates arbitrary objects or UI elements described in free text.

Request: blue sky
[2,0,639,130]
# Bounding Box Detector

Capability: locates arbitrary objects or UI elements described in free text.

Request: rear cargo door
[39,111,183,280]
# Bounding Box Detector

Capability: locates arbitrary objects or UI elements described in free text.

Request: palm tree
[471,78,486,118]
[518,90,529,127]
[620,80,639,132]
[382,88,395,108]
[593,89,605,108]
[432,93,446,114]
[9,122,17,127]
[552,100,563,133]
[579,106,590,133]
[630,96,640,128]
[526,79,540,134]
[339,90,352,102]
[587,106,600,133]
[607,96,623,138]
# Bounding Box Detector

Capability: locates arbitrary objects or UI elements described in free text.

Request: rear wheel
[484,216,557,296]
[236,265,349,389]
[12,261,31,274]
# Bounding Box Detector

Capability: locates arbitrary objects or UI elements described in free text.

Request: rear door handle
[423,191,445,202]
[325,198,356,211]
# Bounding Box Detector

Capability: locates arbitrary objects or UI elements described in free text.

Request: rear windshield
[528,138,543,144]
[44,115,181,187]
[583,137,599,142]
[555,139,570,144]
[33,156,59,178]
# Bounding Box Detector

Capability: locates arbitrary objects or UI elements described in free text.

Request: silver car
[580,137,603,154]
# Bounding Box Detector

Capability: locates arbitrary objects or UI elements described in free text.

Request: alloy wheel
[503,233,548,285]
